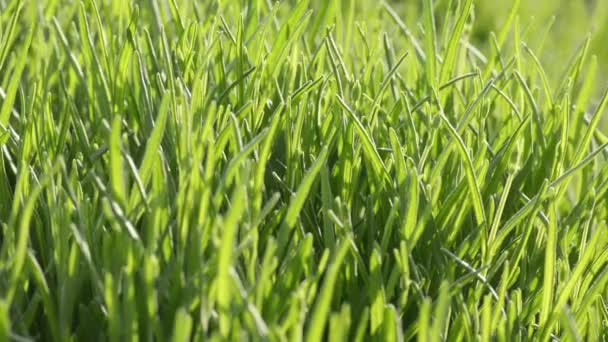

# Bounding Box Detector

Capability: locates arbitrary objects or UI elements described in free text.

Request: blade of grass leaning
[128,95,170,210]
[482,0,520,79]
[336,95,389,184]
[540,221,608,339]
[0,27,33,127]
[439,0,472,86]
[438,112,486,225]
[571,86,608,166]
[277,146,329,258]
[266,0,312,79]
[572,55,597,136]
[109,115,127,208]
[422,0,437,88]
[305,240,350,342]
[522,43,554,107]
[0,2,23,72]
[540,200,558,325]
[5,160,62,304]
[216,169,248,336]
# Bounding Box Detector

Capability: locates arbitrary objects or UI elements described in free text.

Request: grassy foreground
[1,0,608,340]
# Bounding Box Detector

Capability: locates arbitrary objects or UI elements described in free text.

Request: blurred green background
[393,0,608,99]
[338,0,608,125]
[475,0,607,84]
[292,0,608,99]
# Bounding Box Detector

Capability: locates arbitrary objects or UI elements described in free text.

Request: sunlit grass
[1,0,607,340]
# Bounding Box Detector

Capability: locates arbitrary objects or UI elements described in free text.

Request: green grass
[1,0,608,340]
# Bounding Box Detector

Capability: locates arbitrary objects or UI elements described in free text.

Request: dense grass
[1,0,608,340]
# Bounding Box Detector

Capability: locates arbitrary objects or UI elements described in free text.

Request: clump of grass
[1,0,607,340]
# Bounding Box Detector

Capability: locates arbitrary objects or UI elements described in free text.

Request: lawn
[1,0,608,340]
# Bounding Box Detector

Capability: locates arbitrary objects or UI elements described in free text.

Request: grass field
[1,0,608,340]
